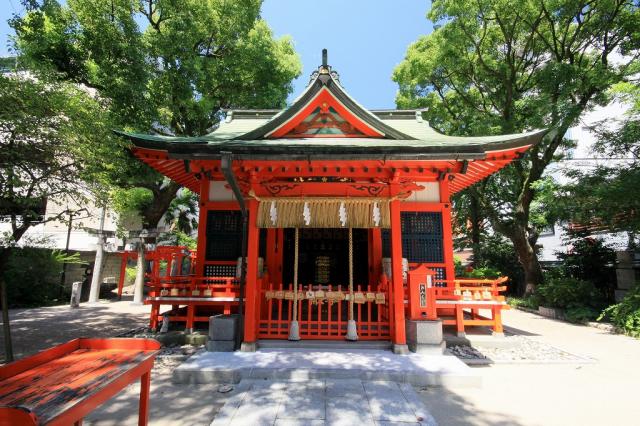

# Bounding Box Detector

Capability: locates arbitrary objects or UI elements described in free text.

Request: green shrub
[3,248,81,308]
[536,277,605,311]
[125,266,137,285]
[508,296,539,310]
[476,234,524,294]
[565,306,600,323]
[556,233,616,302]
[464,266,502,279]
[599,285,640,337]
[454,256,465,277]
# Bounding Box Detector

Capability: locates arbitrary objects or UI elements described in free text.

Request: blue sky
[0,1,433,108]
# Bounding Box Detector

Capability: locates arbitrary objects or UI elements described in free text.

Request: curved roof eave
[116,126,547,158]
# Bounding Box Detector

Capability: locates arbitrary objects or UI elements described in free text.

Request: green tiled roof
[117,66,547,159]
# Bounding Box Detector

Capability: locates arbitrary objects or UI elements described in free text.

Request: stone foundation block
[406,319,444,354]
[206,340,236,352]
[208,314,240,341]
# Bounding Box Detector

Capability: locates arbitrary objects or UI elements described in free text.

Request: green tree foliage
[0,74,110,361]
[556,80,640,244]
[11,0,302,229]
[0,75,116,244]
[2,247,81,308]
[599,284,640,337]
[163,189,199,236]
[394,0,640,293]
[556,231,617,299]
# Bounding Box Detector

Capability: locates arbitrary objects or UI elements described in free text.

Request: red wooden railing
[146,275,239,298]
[257,280,391,340]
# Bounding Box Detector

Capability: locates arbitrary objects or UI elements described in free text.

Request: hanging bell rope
[288,228,301,341]
[345,227,358,341]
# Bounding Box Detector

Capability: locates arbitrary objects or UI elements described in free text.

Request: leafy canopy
[10,0,302,229]
[556,78,640,239]
[394,0,640,290]
[0,74,118,243]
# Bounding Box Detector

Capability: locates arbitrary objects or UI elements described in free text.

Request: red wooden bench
[435,277,510,336]
[0,338,160,426]
[145,276,241,331]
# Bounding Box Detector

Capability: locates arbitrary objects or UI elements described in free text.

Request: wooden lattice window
[206,210,242,261]
[382,212,444,263]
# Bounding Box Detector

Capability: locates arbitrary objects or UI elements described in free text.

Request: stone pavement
[211,379,437,426]
[418,308,640,425]
[5,299,640,425]
[173,348,479,388]
[0,297,150,362]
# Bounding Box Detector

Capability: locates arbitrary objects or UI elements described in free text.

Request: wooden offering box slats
[0,338,160,426]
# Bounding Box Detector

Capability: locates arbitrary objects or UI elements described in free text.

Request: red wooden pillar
[439,180,455,286]
[242,199,260,350]
[389,200,408,353]
[195,179,210,277]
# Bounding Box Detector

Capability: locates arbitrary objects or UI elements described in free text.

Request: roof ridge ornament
[310,49,340,86]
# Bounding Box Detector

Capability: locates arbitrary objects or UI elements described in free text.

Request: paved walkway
[418,309,640,425]
[0,297,150,362]
[3,300,640,425]
[173,348,477,387]
[211,379,437,426]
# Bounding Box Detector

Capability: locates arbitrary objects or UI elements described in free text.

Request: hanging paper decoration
[339,202,347,227]
[372,202,381,227]
[269,201,277,225]
[303,202,311,226]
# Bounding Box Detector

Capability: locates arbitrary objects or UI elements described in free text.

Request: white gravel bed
[447,335,594,364]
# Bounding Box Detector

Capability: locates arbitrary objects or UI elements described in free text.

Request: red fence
[257,281,391,340]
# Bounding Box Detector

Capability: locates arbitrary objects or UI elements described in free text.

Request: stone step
[257,339,392,351]
[173,349,481,389]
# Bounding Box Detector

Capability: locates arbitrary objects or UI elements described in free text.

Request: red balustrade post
[439,180,455,287]
[242,199,260,351]
[389,200,408,354]
[195,179,210,277]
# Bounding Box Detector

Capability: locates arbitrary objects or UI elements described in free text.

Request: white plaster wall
[0,193,122,251]
[208,180,236,202]
[405,182,440,203]
[538,223,629,262]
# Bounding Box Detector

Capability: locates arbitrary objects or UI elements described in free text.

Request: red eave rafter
[131,144,530,197]
[449,145,530,194]
[267,88,384,138]
[132,147,199,192]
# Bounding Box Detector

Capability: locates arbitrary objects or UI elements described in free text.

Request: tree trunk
[511,228,544,295]
[141,181,181,229]
[469,194,482,265]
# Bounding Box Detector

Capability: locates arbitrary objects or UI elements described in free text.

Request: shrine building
[118,51,546,353]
